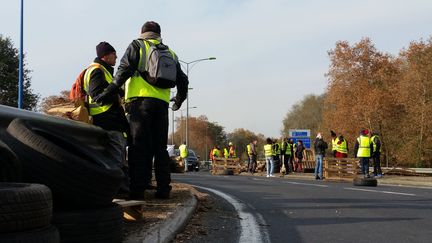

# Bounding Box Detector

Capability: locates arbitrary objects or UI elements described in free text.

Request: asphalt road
[172,172,432,243]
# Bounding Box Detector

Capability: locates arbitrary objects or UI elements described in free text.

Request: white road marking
[194,185,270,243]
[344,187,417,197]
[252,177,329,188]
[284,181,329,188]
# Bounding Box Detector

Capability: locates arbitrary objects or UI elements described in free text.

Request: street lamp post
[18,0,24,109]
[179,57,216,147]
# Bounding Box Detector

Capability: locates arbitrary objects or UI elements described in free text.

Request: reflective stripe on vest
[179,144,188,158]
[124,39,177,103]
[264,144,273,157]
[357,136,371,157]
[83,63,113,116]
[371,135,381,152]
[336,139,348,154]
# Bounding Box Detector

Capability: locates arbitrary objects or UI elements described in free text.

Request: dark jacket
[88,58,121,105]
[88,58,129,136]
[295,144,305,159]
[314,138,328,156]
[112,35,188,104]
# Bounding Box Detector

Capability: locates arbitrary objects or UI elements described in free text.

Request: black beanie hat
[96,42,116,58]
[141,21,161,34]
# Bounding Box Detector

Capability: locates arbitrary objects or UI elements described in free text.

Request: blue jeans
[266,156,274,175]
[360,157,370,175]
[315,154,323,179]
[183,158,188,171]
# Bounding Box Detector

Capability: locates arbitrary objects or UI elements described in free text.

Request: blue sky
[1,0,431,137]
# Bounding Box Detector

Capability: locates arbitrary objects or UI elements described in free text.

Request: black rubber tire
[216,169,234,175]
[4,119,124,209]
[0,226,60,243]
[353,177,378,187]
[0,139,22,182]
[52,204,123,243]
[0,183,52,233]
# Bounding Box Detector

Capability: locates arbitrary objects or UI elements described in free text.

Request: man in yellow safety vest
[179,142,188,172]
[354,129,373,178]
[92,21,189,200]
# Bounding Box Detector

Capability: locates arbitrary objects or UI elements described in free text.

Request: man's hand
[93,83,119,105]
[170,97,183,111]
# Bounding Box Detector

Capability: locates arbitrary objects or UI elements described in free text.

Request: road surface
[172,172,432,243]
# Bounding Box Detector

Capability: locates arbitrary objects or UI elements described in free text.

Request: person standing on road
[294,140,305,172]
[314,133,328,180]
[93,21,189,200]
[354,129,373,178]
[288,138,295,172]
[281,137,292,175]
[179,142,188,172]
[272,139,281,173]
[264,138,275,177]
[248,140,258,174]
[371,131,383,178]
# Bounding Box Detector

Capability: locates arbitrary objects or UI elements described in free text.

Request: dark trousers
[372,152,382,175]
[128,98,171,194]
[360,157,370,175]
[248,154,257,173]
[283,154,291,173]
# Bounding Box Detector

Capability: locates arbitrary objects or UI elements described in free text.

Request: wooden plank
[113,199,145,221]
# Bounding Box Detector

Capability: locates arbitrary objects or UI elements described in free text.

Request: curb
[124,191,197,243]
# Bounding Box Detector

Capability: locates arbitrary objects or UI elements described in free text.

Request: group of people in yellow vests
[207,129,382,179]
[209,142,236,161]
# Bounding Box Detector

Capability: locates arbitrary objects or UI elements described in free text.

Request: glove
[170,97,183,111]
[93,83,119,105]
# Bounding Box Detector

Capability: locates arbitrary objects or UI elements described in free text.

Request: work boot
[155,185,172,199]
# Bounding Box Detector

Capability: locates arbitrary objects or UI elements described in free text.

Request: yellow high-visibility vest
[332,137,339,151]
[357,135,371,158]
[83,63,113,115]
[179,144,188,158]
[336,139,348,154]
[124,39,177,103]
[264,144,273,157]
[371,135,382,153]
[247,144,251,155]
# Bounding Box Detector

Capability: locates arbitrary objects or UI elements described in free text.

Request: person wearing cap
[354,129,373,178]
[84,42,131,196]
[93,21,189,200]
[84,42,129,135]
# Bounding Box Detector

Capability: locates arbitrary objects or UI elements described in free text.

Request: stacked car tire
[1,118,125,243]
[0,183,59,243]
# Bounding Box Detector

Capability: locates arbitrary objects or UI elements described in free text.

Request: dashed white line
[344,187,417,197]
[194,185,270,243]
[284,181,329,188]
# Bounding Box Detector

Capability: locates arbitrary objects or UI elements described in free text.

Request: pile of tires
[0,183,60,243]
[1,118,125,243]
